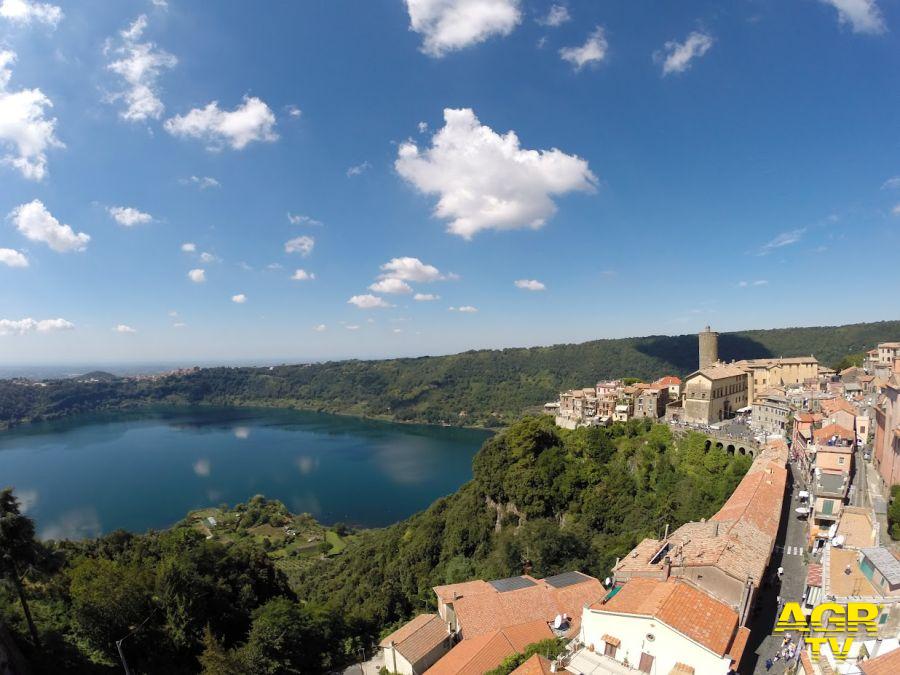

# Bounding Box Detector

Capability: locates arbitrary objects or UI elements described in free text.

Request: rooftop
[835,508,877,549]
[428,619,553,675]
[861,548,900,587]
[590,578,743,658]
[813,423,855,444]
[860,644,900,675]
[825,546,878,598]
[511,653,554,675]
[379,613,449,664]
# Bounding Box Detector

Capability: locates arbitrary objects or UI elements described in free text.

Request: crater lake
[0,407,491,539]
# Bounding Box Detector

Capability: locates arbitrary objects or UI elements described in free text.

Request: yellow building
[682,364,749,425]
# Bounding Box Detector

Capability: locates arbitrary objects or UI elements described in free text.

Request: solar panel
[488,576,537,593]
[543,571,590,589]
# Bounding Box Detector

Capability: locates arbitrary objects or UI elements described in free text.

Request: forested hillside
[0,418,750,672]
[1,319,897,429]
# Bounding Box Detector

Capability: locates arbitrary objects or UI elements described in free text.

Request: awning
[669,664,696,675]
[601,634,621,647]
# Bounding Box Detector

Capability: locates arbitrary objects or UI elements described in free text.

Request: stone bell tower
[698,325,719,370]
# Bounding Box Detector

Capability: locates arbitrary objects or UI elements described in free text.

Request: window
[639,652,654,673]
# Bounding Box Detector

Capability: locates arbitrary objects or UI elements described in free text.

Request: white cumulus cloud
[165,96,278,150]
[819,0,885,34]
[0,248,27,267]
[405,0,522,57]
[413,293,440,301]
[187,268,205,283]
[538,4,569,27]
[291,268,315,281]
[0,317,73,336]
[657,31,713,76]
[0,49,63,180]
[231,293,246,304]
[285,235,314,256]
[560,26,608,70]
[106,14,177,122]
[396,108,596,238]
[108,205,152,226]
[9,200,89,252]
[515,278,545,291]
[0,0,62,26]
[113,324,136,333]
[369,277,413,294]
[348,294,392,309]
[181,175,219,189]
[181,242,196,252]
[287,213,323,226]
[379,256,451,282]
[346,161,371,177]
[449,305,478,313]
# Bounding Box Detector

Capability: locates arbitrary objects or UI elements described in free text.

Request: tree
[0,488,41,647]
[241,598,331,673]
[198,625,245,675]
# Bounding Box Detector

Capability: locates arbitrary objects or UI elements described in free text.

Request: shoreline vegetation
[1,319,897,433]
[2,416,752,672]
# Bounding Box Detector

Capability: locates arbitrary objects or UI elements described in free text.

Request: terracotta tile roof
[692,365,749,380]
[860,647,900,675]
[712,458,787,542]
[433,580,493,605]
[511,653,553,675]
[592,578,740,657]
[451,573,603,639]
[427,620,553,675]
[821,398,857,416]
[806,564,822,587]
[601,634,620,647]
[654,376,682,386]
[813,423,855,444]
[669,663,695,675]
[800,649,814,674]
[379,613,449,665]
[728,627,751,668]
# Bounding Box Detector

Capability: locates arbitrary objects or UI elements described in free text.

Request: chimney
[663,555,672,580]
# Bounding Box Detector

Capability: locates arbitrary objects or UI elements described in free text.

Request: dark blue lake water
[0,407,490,539]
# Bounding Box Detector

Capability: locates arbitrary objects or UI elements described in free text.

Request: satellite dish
[553,614,563,629]
[604,577,612,587]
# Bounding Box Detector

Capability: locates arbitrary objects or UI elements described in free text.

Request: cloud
[396,108,596,238]
[346,160,371,177]
[113,324,136,333]
[287,212,323,226]
[313,324,326,332]
[173,322,186,328]
[285,235,314,256]
[0,49,63,180]
[413,293,439,301]
[345,324,360,331]
[379,256,451,282]
[757,227,805,255]
[233,426,250,439]
[393,328,403,334]
[0,317,73,336]
[164,96,278,150]
[231,293,247,304]
[348,294,392,309]
[187,268,205,283]
[656,31,713,75]
[882,176,900,189]
[449,305,478,313]
[514,278,545,291]
[0,0,62,26]
[405,0,522,57]
[819,0,885,34]
[369,278,413,294]
[0,248,27,267]
[181,242,196,252]
[199,251,219,264]
[9,200,89,252]
[538,4,569,27]
[291,268,315,281]
[106,14,177,122]
[151,0,168,8]
[180,175,219,189]
[192,458,210,477]
[738,279,768,288]
[417,121,428,133]
[286,104,301,118]
[892,203,900,216]
[108,205,152,226]
[560,26,608,70]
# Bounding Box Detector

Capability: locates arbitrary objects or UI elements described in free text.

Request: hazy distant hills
[1,319,897,429]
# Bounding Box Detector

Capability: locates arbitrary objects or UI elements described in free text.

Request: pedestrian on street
[765,658,774,671]
[777,566,784,580]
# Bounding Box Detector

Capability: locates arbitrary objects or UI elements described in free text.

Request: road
[746,461,809,674]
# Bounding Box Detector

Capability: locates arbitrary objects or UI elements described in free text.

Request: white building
[569,578,749,675]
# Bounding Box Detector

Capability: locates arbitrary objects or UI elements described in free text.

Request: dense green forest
[1,417,751,672]
[1,319,897,429]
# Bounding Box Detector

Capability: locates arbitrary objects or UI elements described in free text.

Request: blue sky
[1,0,898,365]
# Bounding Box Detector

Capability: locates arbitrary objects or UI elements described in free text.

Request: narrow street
[746,462,809,674]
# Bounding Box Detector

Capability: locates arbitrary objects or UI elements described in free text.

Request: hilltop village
[374,330,900,675]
